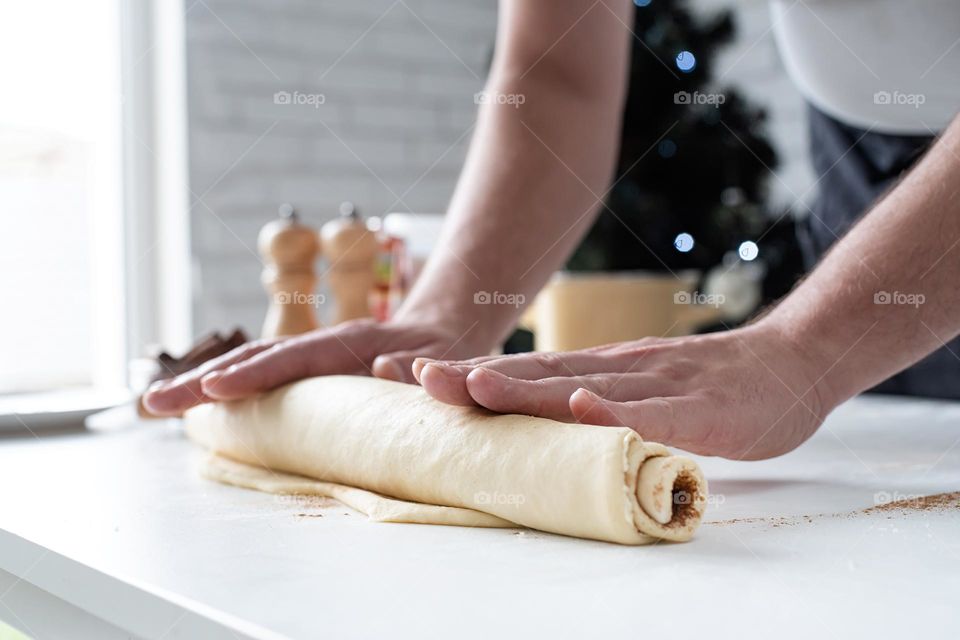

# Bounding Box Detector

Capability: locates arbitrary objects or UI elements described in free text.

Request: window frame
[0,0,193,429]
[120,0,193,379]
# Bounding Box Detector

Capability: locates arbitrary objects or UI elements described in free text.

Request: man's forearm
[394,0,632,352]
[765,113,960,405]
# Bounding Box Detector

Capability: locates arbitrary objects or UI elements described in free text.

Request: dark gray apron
[800,104,960,399]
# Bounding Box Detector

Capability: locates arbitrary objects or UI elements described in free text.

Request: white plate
[0,388,131,434]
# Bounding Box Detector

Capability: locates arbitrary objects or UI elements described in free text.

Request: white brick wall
[692,0,814,208]
[184,0,497,334]
[184,0,810,336]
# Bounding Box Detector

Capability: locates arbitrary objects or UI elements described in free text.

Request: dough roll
[184,375,707,545]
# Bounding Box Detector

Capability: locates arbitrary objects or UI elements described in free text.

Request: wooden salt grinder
[259,204,321,338]
[321,202,378,324]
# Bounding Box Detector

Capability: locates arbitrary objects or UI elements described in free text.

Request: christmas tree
[567,0,786,276]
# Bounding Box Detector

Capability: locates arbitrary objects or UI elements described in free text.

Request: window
[0,1,191,413]
[0,2,127,394]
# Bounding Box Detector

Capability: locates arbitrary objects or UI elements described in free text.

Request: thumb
[570,389,681,445]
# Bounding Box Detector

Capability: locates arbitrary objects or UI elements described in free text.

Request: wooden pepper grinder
[259,203,321,338]
[321,201,378,324]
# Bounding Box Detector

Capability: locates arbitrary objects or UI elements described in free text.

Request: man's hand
[413,322,837,460]
[142,319,482,417]
[143,0,635,418]
[408,113,960,461]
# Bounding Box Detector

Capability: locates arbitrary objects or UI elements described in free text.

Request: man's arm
[769,113,960,405]
[416,114,960,460]
[143,0,633,414]
[393,0,633,354]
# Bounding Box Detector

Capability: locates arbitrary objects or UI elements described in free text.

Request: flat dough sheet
[203,454,514,528]
[185,375,707,544]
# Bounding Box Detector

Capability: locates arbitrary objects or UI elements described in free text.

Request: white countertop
[1,395,959,639]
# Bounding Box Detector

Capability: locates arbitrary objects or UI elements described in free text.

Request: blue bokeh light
[674,233,695,253]
[634,0,652,6]
[675,50,696,72]
[658,139,677,158]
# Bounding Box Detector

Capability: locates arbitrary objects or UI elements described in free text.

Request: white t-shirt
[771,0,960,135]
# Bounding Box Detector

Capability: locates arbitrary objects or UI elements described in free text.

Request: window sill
[0,388,132,435]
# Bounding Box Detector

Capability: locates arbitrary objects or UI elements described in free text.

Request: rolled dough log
[184,375,707,544]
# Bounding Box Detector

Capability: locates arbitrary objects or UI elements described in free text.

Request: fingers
[378,342,505,385]
[142,340,278,416]
[144,322,453,415]
[431,349,643,382]
[568,388,623,426]
[459,368,679,421]
[571,391,711,453]
[412,355,506,405]
[411,354,502,383]
[372,354,409,382]
[374,349,448,383]
[417,348,651,407]
[418,362,478,406]
[199,333,371,400]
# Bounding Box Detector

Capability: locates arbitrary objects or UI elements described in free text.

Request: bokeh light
[674,233,694,253]
[675,50,696,72]
[738,240,759,261]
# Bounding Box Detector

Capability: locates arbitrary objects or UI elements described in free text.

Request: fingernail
[468,367,505,381]
[571,388,609,414]
[411,357,433,382]
[424,362,461,378]
[146,380,170,394]
[201,371,224,389]
[573,388,600,402]
[373,356,403,381]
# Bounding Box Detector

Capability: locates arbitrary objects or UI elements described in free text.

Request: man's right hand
[142,319,482,417]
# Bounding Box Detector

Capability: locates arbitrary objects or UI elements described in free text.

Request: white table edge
[0,528,287,640]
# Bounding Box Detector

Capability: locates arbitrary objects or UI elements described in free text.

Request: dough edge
[202,453,517,529]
